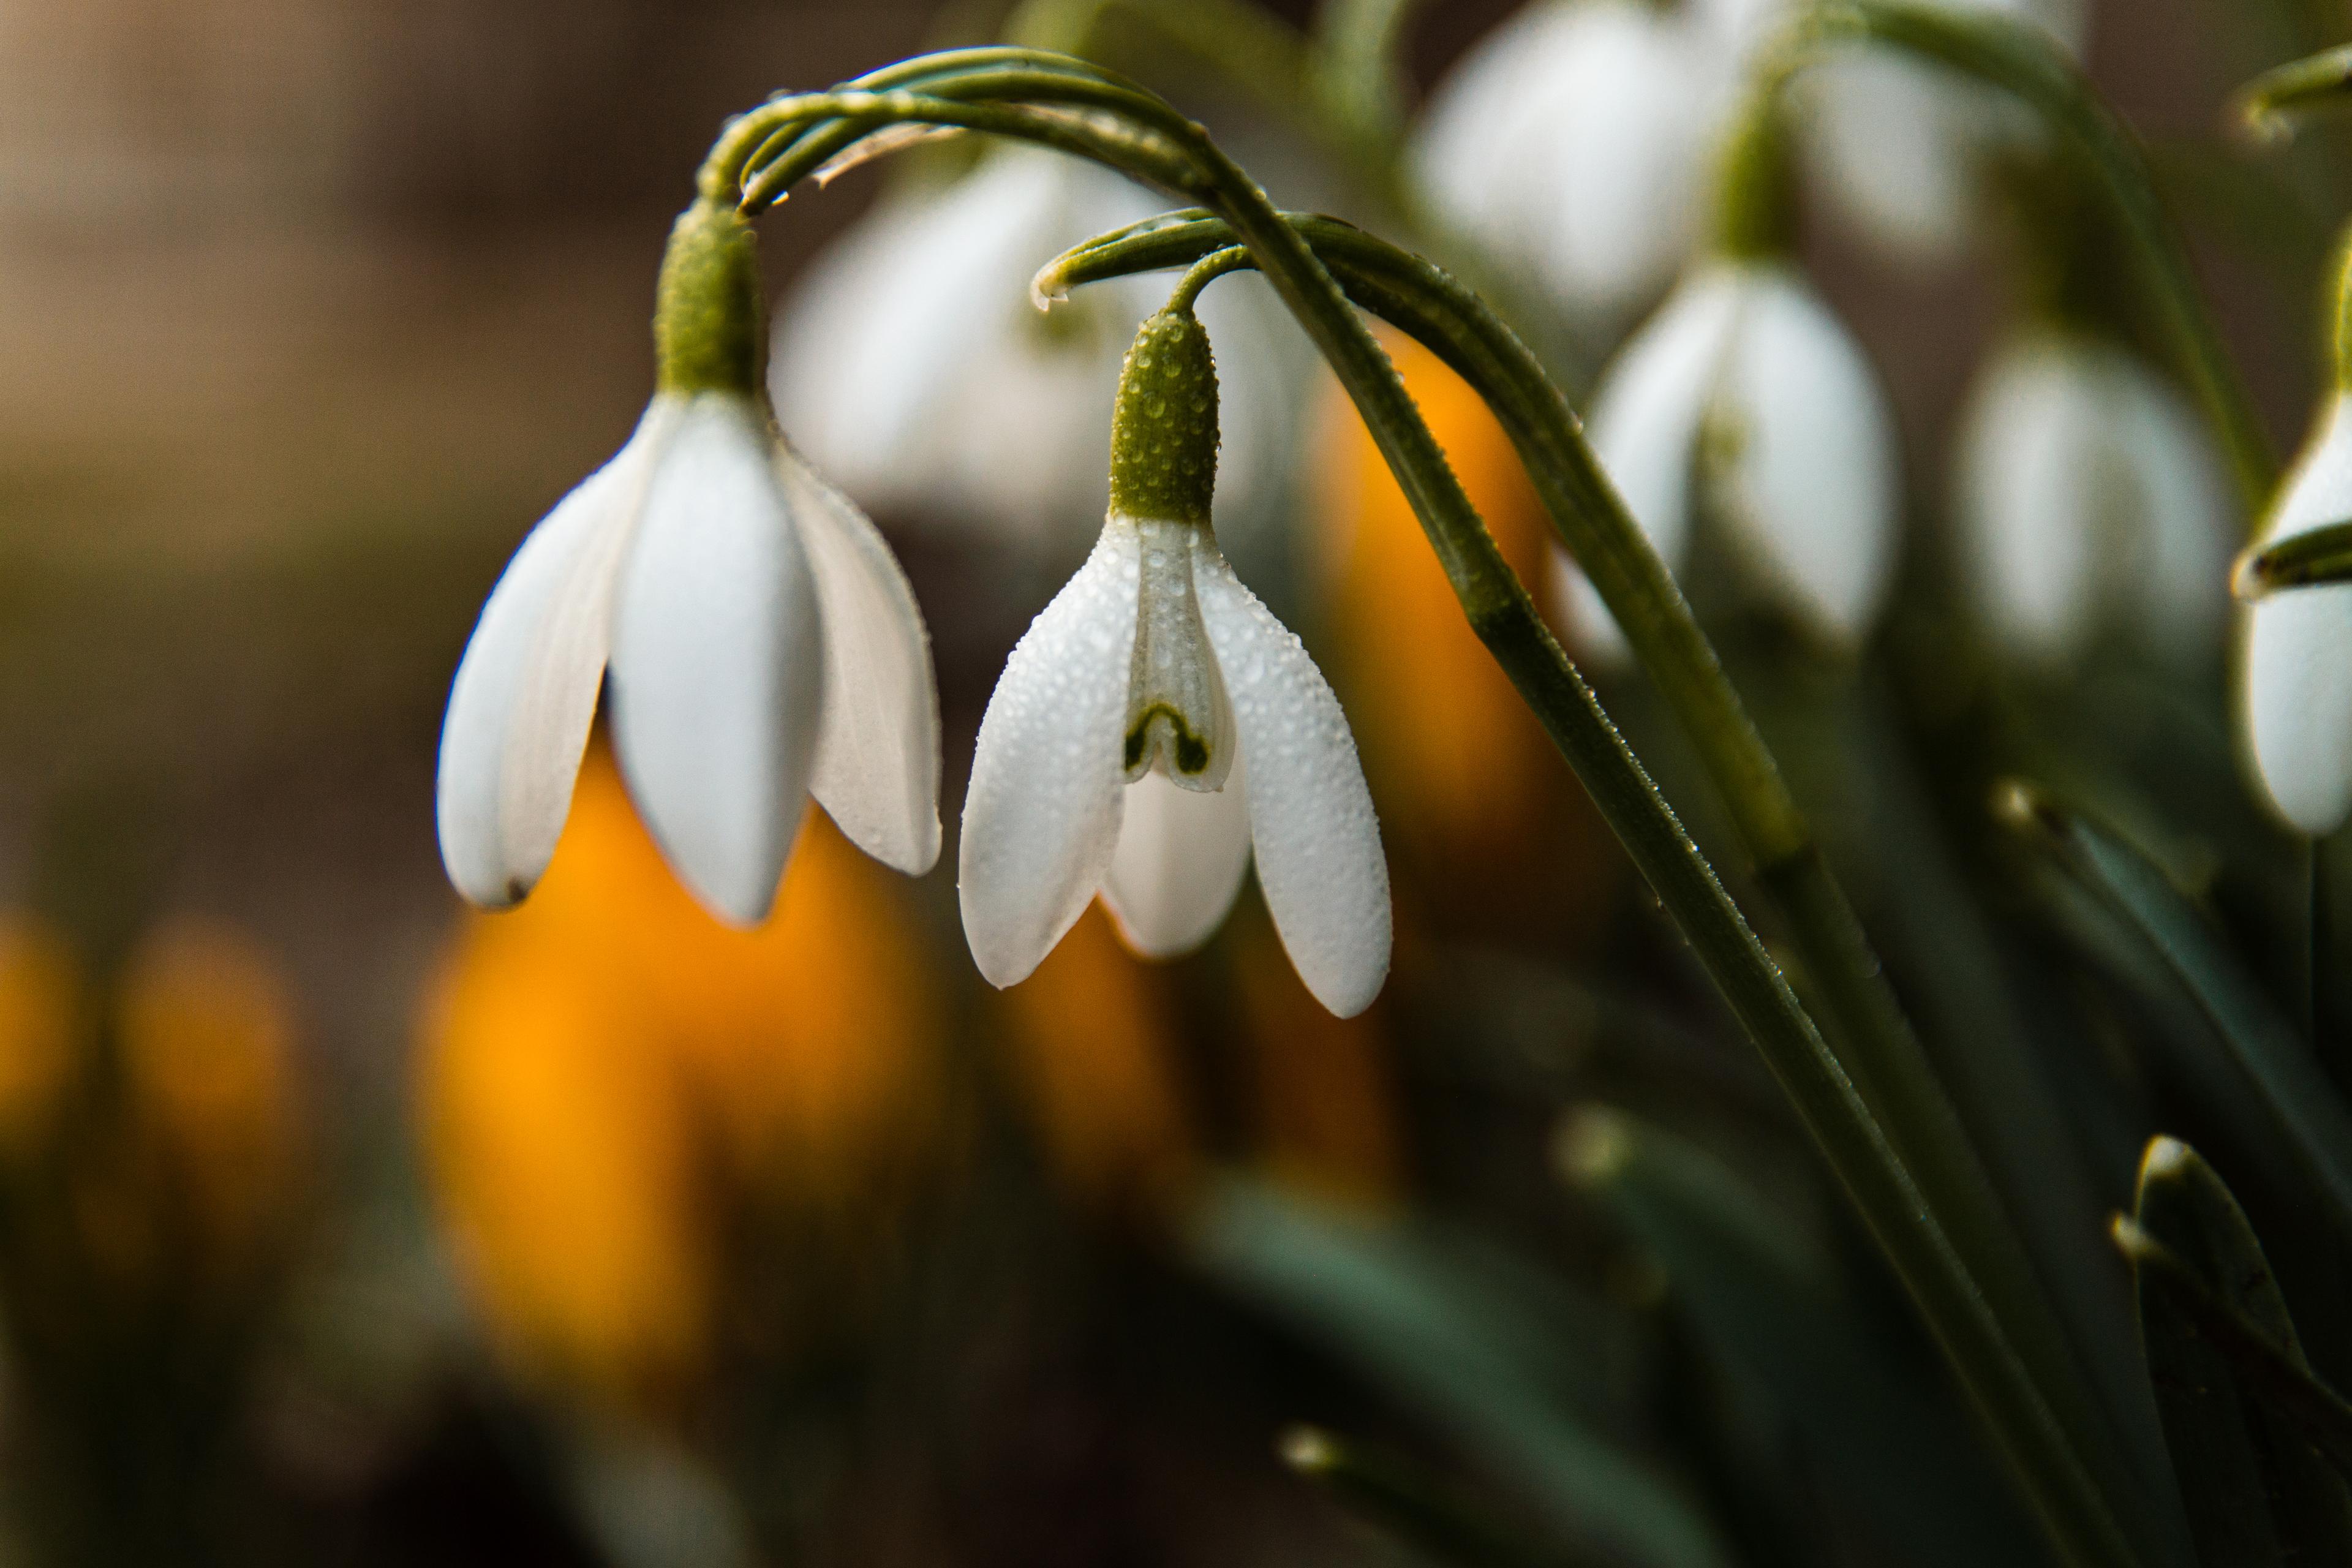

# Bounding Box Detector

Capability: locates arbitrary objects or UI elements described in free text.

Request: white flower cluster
[439,198,1390,1017]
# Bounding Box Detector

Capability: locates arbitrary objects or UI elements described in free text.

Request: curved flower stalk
[1954,330,2231,663]
[774,145,1307,553]
[959,303,1391,1017]
[1555,256,1901,657]
[2244,392,2352,836]
[437,198,942,927]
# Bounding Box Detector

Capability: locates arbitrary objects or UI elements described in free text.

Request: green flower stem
[1049,209,2157,1559]
[699,67,2141,1568]
[1785,0,2277,519]
[2237,43,2352,141]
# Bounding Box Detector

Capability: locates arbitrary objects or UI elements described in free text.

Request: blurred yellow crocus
[0,918,78,1156]
[997,904,1197,1216]
[421,750,943,1407]
[1321,331,1559,871]
[0,911,303,1301]
[114,918,304,1278]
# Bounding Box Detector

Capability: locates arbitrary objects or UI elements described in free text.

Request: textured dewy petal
[1191,536,1390,1017]
[435,402,671,908]
[777,445,942,875]
[2246,394,2352,834]
[1710,266,1899,643]
[1100,764,1253,959]
[1560,265,1745,656]
[1954,336,2103,657]
[959,519,1143,988]
[1413,2,1722,318]
[608,396,824,926]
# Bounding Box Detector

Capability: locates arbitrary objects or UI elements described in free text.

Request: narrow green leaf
[1278,1425,1589,1568]
[2120,1138,2352,1562]
[2236,43,2352,140]
[1558,1107,2048,1568]
[2234,518,2352,598]
[1995,783,2352,1243]
[1188,1180,1735,1568]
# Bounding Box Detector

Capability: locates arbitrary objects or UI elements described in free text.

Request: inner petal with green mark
[1123,514,1234,791]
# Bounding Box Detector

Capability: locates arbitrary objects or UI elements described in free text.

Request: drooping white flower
[2244,393,2352,835]
[437,200,941,924]
[1553,258,1901,654]
[1796,0,2087,260]
[958,307,1390,1017]
[1411,0,1735,321]
[772,146,1306,553]
[1412,0,2092,315]
[1953,330,2230,662]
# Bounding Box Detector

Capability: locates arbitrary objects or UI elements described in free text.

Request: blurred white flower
[1411,0,2090,318]
[958,310,1390,1017]
[1952,330,2230,662]
[1410,0,1736,320]
[773,146,1305,552]
[1554,258,1900,653]
[1798,0,2087,260]
[2244,393,2352,835]
[439,206,940,925]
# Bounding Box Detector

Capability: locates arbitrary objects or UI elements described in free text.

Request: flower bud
[654,198,766,398]
[1109,306,1220,527]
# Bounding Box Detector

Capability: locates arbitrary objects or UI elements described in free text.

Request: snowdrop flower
[1554,256,1901,655]
[2243,391,2352,835]
[1411,0,1738,321]
[1798,0,2087,260]
[774,146,1304,552]
[1413,0,2090,317]
[1953,330,2230,662]
[437,197,941,925]
[959,306,1390,1017]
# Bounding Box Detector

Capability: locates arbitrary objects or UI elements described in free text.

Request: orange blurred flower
[0,911,303,1300]
[1320,330,1559,869]
[0,918,78,1156]
[1233,921,1401,1210]
[421,750,944,1406]
[995,905,1197,1215]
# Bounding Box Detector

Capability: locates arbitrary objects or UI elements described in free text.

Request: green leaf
[1558,1107,2048,1568]
[1278,1425,1590,1568]
[1995,783,2352,1243]
[2236,43,2352,140]
[1188,1180,1735,1568]
[2234,518,2352,598]
[2119,1139,2352,1564]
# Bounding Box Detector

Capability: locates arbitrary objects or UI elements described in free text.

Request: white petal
[1100,763,1254,960]
[770,150,1069,513]
[2246,587,2352,835]
[2242,392,2352,834]
[1567,265,1746,657]
[607,396,824,927]
[1953,335,2103,658]
[1804,55,1980,259]
[1711,266,1901,643]
[434,402,671,908]
[1532,6,1720,317]
[2110,355,2231,655]
[1412,3,1724,318]
[776,445,943,875]
[958,519,1142,988]
[1191,538,1390,1017]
